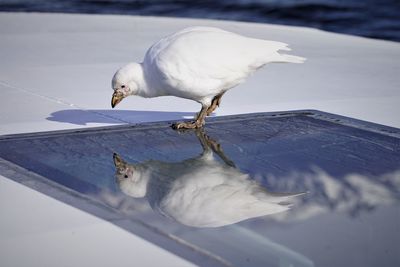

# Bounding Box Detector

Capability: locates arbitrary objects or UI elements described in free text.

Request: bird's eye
[124,174,128,178]
[121,85,125,89]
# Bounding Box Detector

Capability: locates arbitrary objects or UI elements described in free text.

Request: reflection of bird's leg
[206,92,225,116]
[195,128,212,153]
[195,129,236,167]
[172,104,208,129]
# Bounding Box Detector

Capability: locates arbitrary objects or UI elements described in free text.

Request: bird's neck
[129,63,148,98]
[132,63,159,98]
[136,62,170,98]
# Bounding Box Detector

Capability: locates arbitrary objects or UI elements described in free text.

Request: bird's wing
[144,27,290,94]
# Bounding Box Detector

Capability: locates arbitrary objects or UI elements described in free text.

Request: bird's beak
[111,91,123,108]
[113,153,126,168]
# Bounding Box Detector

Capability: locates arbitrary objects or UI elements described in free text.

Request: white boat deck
[0,12,399,267]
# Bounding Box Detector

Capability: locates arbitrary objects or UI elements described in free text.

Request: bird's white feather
[139,26,305,105]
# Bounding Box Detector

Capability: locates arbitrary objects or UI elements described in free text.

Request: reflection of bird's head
[113,153,148,198]
[111,63,144,108]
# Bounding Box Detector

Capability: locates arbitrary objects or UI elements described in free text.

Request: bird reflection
[112,130,305,228]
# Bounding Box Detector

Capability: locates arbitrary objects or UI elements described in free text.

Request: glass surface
[1,113,400,267]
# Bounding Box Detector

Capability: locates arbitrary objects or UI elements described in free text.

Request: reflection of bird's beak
[113,153,125,168]
[111,92,123,108]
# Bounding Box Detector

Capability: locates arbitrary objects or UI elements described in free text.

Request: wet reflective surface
[1,111,400,267]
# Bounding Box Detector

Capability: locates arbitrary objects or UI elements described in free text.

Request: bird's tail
[276,53,307,64]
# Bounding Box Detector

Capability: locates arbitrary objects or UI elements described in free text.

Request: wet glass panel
[1,112,399,267]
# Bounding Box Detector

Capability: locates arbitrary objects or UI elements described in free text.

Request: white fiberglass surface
[0,112,399,267]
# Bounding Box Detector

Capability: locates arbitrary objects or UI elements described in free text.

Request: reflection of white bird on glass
[112,131,305,228]
[111,27,305,129]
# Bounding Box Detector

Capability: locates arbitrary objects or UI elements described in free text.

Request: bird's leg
[206,92,225,116]
[172,105,208,129]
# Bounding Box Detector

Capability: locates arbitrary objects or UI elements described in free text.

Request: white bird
[112,130,305,228]
[111,26,305,129]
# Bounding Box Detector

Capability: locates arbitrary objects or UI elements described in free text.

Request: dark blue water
[0,0,399,42]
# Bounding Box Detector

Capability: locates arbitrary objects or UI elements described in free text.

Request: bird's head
[111,63,143,108]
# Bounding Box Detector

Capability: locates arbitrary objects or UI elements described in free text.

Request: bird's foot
[172,120,204,130]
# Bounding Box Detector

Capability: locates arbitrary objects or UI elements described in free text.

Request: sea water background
[0,0,399,42]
